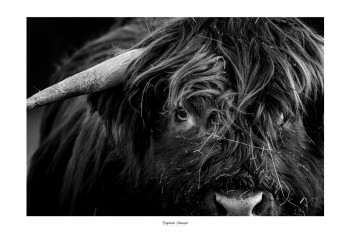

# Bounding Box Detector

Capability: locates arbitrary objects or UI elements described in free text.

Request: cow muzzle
[204,190,278,216]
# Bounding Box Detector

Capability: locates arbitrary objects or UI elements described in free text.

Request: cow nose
[215,191,263,216]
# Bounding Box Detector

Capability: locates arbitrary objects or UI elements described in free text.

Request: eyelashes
[175,107,189,122]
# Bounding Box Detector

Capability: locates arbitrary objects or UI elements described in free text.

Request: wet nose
[215,191,263,216]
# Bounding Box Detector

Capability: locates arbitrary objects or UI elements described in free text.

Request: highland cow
[27,18,324,216]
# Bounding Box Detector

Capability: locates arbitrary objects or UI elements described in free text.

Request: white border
[1,0,350,233]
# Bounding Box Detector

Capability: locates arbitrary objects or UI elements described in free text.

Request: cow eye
[175,107,188,121]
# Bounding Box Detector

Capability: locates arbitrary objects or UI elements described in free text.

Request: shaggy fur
[27,18,324,216]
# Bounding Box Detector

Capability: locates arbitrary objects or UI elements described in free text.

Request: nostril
[215,191,263,216]
[252,192,279,216]
[203,190,227,215]
[213,197,228,216]
[252,199,263,215]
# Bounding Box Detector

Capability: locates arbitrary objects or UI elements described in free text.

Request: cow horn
[27,48,144,110]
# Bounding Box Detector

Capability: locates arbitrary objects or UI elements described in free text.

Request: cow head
[28,18,324,216]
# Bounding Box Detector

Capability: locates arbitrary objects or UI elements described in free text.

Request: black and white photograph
[1,0,350,233]
[27,17,324,216]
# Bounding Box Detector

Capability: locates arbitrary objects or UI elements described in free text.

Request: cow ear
[86,85,126,122]
[86,84,155,158]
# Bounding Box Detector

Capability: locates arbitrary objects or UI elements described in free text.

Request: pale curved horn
[27,48,144,110]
